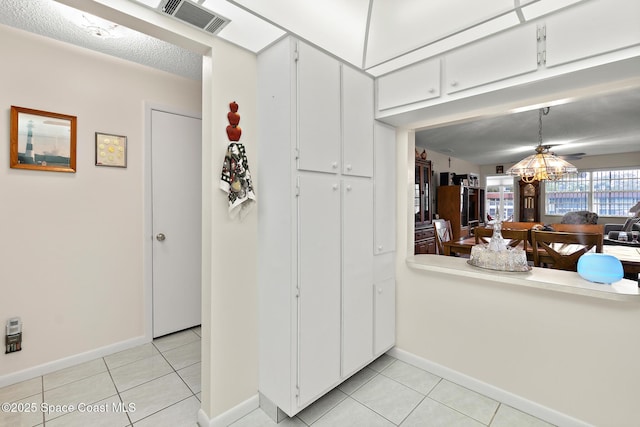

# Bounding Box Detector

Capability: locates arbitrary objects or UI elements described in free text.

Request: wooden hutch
[414,159,436,254]
[437,184,485,240]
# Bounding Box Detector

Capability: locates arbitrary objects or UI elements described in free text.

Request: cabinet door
[342,178,374,377]
[374,122,396,254]
[377,58,440,111]
[297,42,341,174]
[342,66,374,177]
[374,278,395,355]
[446,23,538,94]
[545,0,640,68]
[297,174,341,407]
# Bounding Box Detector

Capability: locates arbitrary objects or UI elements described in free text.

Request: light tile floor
[1,328,555,427]
[0,327,202,427]
[230,354,555,427]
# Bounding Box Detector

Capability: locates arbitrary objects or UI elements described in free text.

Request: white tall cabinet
[257,37,395,417]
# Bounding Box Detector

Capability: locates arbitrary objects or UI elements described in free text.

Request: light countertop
[406,255,639,302]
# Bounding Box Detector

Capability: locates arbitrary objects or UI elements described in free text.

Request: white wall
[395,260,640,427]
[0,19,260,423]
[0,24,201,379]
[200,38,259,419]
[418,149,481,187]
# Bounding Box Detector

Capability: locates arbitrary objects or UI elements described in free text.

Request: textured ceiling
[415,88,640,166]
[0,0,203,80]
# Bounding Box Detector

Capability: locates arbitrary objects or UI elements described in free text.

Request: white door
[297,173,341,408]
[342,178,373,376]
[151,109,202,338]
[374,122,396,255]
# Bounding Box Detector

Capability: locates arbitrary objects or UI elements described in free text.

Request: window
[545,168,640,216]
[485,176,515,221]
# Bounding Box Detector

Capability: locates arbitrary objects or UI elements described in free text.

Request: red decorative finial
[226,101,241,141]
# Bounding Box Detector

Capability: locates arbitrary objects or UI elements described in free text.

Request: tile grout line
[487,402,501,426]
[428,379,501,426]
[40,375,45,426]
[103,355,134,427]
[379,360,505,426]
[152,338,199,397]
[377,359,443,396]
[348,370,423,426]
[129,395,196,426]
[396,394,429,426]
[41,364,119,426]
[123,329,201,425]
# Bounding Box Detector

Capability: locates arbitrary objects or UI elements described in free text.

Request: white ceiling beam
[361,0,374,69]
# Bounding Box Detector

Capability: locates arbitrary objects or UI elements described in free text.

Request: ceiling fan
[543,144,585,160]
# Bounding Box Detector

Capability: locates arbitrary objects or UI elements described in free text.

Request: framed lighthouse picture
[10,106,77,173]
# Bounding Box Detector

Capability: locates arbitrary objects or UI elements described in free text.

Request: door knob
[156,233,166,241]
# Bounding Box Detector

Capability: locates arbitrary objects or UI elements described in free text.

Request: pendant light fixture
[506,107,578,183]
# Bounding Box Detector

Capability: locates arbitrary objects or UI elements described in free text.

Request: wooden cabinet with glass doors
[414,159,436,254]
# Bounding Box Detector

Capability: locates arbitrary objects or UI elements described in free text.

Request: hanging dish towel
[220,142,256,219]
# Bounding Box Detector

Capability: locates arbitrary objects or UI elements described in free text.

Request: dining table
[442,237,475,257]
[602,245,640,276]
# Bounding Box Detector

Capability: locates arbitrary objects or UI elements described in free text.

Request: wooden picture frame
[10,106,77,173]
[95,132,127,168]
[496,165,504,174]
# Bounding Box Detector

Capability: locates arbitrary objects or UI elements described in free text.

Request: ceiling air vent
[159,0,230,35]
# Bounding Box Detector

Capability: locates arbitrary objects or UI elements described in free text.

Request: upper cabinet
[375,0,640,119]
[298,42,341,174]
[377,58,440,111]
[298,42,374,177]
[545,0,640,68]
[343,66,374,177]
[445,24,538,94]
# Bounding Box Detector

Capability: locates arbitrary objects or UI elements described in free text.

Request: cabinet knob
[377,245,383,251]
[332,184,338,190]
[346,185,352,191]
[428,88,435,94]
[346,164,352,171]
[450,81,458,87]
[377,287,383,294]
[332,162,338,169]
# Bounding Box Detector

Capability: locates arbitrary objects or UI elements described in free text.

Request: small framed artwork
[95,132,127,168]
[10,106,77,173]
[496,165,504,174]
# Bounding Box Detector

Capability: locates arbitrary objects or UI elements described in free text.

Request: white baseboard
[388,347,591,427]
[0,335,148,389]
[198,394,259,427]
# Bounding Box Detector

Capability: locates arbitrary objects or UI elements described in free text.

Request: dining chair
[549,223,605,235]
[501,221,544,230]
[433,219,453,255]
[474,227,529,251]
[531,230,603,271]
